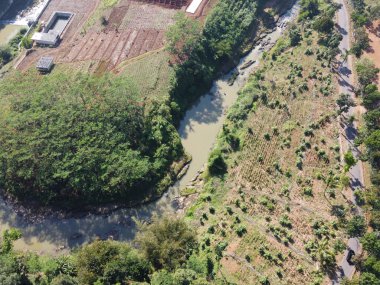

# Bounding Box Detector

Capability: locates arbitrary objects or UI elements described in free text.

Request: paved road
[333,0,365,283]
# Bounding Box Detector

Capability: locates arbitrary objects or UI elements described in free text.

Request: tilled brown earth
[17,0,175,71]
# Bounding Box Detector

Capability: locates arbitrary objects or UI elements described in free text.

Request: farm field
[186,30,351,285]
[17,0,190,72]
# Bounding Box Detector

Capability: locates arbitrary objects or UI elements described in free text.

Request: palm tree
[317,238,336,271]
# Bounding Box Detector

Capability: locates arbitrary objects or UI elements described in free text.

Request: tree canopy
[0,71,183,206]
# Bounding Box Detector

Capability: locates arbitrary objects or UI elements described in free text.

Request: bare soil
[17,0,177,71]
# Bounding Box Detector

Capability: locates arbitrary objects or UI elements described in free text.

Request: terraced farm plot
[132,0,189,9]
[17,0,176,71]
[188,33,351,285]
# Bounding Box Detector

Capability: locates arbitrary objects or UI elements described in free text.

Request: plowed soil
[17,0,177,71]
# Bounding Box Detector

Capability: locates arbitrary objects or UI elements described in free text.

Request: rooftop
[36,56,54,71]
[32,30,60,44]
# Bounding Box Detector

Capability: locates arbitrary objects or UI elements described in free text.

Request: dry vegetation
[186,31,351,285]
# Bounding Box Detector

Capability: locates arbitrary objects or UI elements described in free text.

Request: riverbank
[0,154,192,223]
[0,0,300,256]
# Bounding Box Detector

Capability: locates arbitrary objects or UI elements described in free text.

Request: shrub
[235,225,247,237]
[356,58,380,87]
[289,25,302,46]
[303,187,313,196]
[279,215,292,228]
[346,216,366,237]
[136,217,197,270]
[354,190,365,206]
[51,275,79,285]
[208,149,227,176]
[226,206,233,215]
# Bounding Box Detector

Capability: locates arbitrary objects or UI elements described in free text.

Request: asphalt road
[332,0,365,283]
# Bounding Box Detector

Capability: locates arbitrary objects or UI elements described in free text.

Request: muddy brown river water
[0,24,25,45]
[0,2,300,255]
[0,0,50,46]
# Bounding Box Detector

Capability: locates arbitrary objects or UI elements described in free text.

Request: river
[0,2,300,255]
[0,0,50,46]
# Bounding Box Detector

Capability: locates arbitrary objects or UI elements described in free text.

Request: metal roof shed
[36,56,54,72]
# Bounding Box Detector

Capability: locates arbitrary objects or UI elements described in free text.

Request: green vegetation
[167,0,258,114]
[340,1,380,283]
[184,1,351,283]
[136,216,197,270]
[354,56,380,285]
[349,0,380,57]
[0,71,183,207]
[0,0,283,208]
[0,218,220,284]
[0,28,27,69]
[82,0,120,31]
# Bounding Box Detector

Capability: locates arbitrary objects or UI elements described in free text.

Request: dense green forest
[0,71,183,206]
[167,0,260,117]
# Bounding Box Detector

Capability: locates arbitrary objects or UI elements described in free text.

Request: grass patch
[82,0,120,32]
[181,187,197,197]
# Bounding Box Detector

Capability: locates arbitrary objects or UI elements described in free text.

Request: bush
[0,46,12,66]
[151,270,174,285]
[299,0,320,21]
[136,217,197,270]
[289,25,302,46]
[354,190,365,206]
[369,211,380,230]
[235,225,247,237]
[0,254,27,285]
[351,27,370,57]
[356,58,380,87]
[51,275,79,285]
[75,240,150,284]
[208,149,227,176]
[313,14,334,33]
[303,187,313,196]
[346,216,366,237]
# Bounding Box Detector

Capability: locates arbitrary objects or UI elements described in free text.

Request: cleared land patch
[18,0,177,71]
